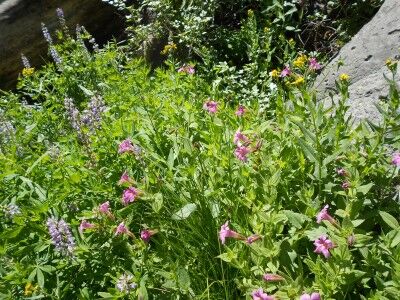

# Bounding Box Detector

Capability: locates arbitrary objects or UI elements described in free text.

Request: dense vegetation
[1,1,400,299]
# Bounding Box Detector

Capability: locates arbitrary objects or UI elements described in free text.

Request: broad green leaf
[172,203,197,220]
[379,211,399,230]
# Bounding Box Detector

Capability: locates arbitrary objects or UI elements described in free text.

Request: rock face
[0,0,125,90]
[315,0,400,123]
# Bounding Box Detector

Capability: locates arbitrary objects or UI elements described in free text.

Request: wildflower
[246,234,262,244]
[219,221,245,244]
[203,100,218,114]
[234,145,251,162]
[235,105,246,116]
[342,181,350,190]
[41,23,53,44]
[122,187,139,205]
[336,168,347,176]
[4,204,21,218]
[81,95,106,132]
[234,130,250,146]
[115,222,129,235]
[99,201,110,214]
[116,273,137,293]
[140,229,157,243]
[316,205,336,225]
[24,282,37,296]
[56,8,66,27]
[293,54,307,68]
[314,235,334,258]
[292,76,305,86]
[280,66,291,77]
[47,217,75,256]
[161,43,177,55]
[49,46,62,66]
[79,220,95,232]
[270,69,280,78]
[118,171,132,185]
[178,65,195,74]
[300,292,321,300]
[21,53,31,69]
[251,288,275,300]
[64,97,81,132]
[339,73,350,82]
[309,57,322,70]
[89,37,99,52]
[262,273,284,282]
[392,152,400,167]
[22,68,35,76]
[347,233,356,247]
[118,139,135,154]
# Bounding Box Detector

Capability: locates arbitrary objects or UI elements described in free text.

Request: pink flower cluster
[178,65,195,74]
[392,152,400,167]
[300,292,321,300]
[203,100,218,114]
[235,105,246,116]
[251,288,274,300]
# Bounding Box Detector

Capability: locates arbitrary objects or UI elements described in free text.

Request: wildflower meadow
[1,1,399,299]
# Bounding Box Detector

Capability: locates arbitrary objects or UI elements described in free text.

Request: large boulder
[315,0,400,123]
[0,0,125,90]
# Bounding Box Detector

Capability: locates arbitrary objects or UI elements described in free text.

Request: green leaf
[172,203,197,220]
[36,268,44,288]
[151,193,163,213]
[379,211,399,230]
[177,267,191,291]
[283,210,309,229]
[357,183,374,195]
[97,292,114,299]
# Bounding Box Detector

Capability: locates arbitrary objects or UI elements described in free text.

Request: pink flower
[392,152,400,167]
[219,221,244,244]
[300,292,321,300]
[118,171,132,185]
[309,58,322,71]
[203,100,218,114]
[246,234,262,244]
[118,139,135,154]
[140,229,157,243]
[342,181,350,190]
[251,288,275,300]
[79,220,95,232]
[316,205,336,225]
[280,67,292,77]
[234,146,251,162]
[122,187,139,205]
[262,273,284,282]
[235,105,246,116]
[115,222,128,235]
[233,130,250,146]
[336,168,347,176]
[314,235,334,258]
[99,201,110,214]
[178,65,195,74]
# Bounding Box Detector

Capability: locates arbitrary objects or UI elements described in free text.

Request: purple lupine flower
[21,54,31,69]
[116,273,137,293]
[89,38,99,52]
[49,46,62,66]
[41,23,53,44]
[392,152,400,167]
[81,96,106,132]
[4,204,21,218]
[314,235,334,258]
[300,292,321,300]
[47,217,75,256]
[309,58,322,71]
[56,8,66,27]
[0,120,15,143]
[64,97,81,133]
[251,288,275,300]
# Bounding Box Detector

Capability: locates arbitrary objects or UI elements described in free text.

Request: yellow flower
[288,38,296,47]
[269,69,280,79]
[293,54,307,68]
[386,58,398,71]
[247,9,254,17]
[291,76,305,86]
[22,67,35,76]
[264,26,269,33]
[339,73,350,82]
[161,43,177,55]
[24,282,37,296]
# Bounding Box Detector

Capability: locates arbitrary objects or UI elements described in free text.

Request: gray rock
[314,0,400,123]
[0,0,125,90]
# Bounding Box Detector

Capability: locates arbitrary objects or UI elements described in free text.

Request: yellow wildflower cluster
[291,76,305,86]
[24,282,38,296]
[293,54,307,68]
[22,67,35,76]
[247,9,254,17]
[269,69,280,79]
[339,73,350,82]
[161,43,177,55]
[386,58,398,71]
